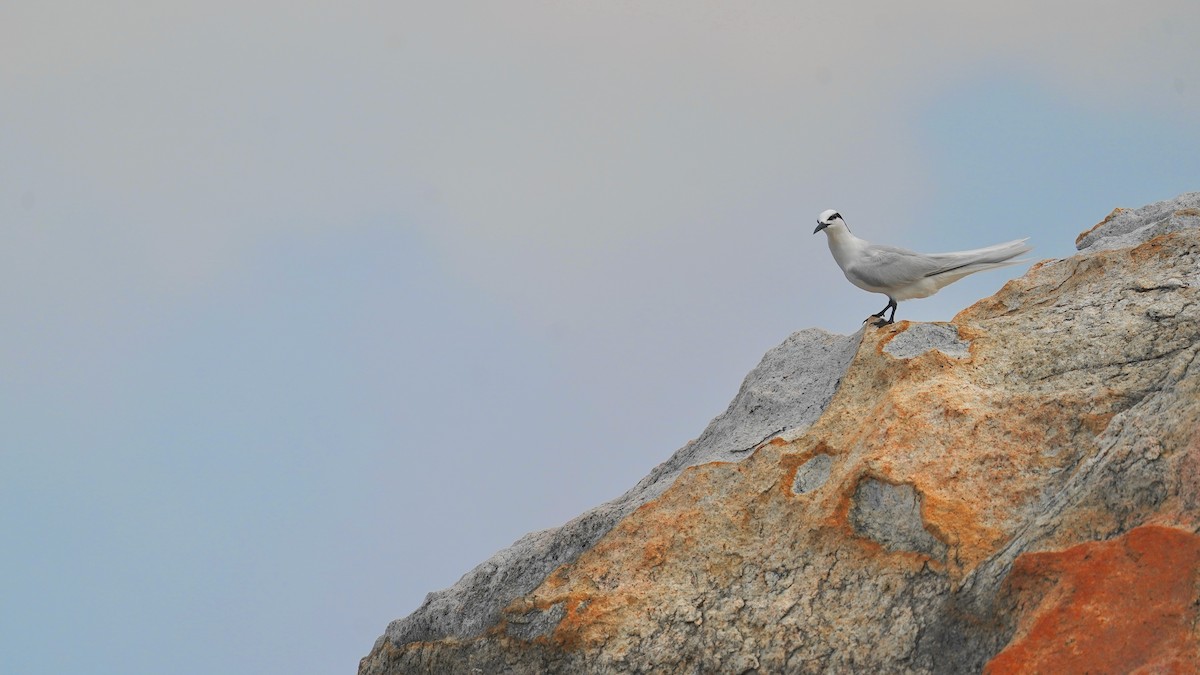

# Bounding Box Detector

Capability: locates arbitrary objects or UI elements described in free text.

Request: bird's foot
[869,317,894,328]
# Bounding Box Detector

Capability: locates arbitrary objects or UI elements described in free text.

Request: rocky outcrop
[376,328,859,647]
[362,192,1200,674]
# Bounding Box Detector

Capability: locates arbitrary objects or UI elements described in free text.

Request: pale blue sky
[3,3,1199,674]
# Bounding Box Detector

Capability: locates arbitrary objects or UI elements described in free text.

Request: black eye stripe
[831,213,841,220]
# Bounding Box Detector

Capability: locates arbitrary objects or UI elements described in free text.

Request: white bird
[813,209,1033,326]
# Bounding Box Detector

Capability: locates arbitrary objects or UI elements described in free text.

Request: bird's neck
[824,226,865,267]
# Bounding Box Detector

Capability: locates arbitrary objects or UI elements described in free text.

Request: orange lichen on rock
[986,525,1200,674]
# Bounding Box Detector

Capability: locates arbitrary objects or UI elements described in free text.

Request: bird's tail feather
[926,238,1033,277]
[966,238,1033,262]
[927,256,1032,289]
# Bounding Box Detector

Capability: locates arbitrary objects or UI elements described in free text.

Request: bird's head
[814,209,847,234]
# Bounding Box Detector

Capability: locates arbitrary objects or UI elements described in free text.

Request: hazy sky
[3,2,1199,673]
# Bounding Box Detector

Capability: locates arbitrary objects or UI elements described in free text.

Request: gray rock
[1076,191,1200,252]
[375,327,861,650]
[883,323,971,359]
[849,478,948,561]
[685,327,863,462]
[792,454,834,494]
[504,602,566,641]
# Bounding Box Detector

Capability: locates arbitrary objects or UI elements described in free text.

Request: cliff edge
[363,192,1200,674]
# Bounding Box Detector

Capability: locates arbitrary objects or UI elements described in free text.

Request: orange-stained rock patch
[986,525,1200,674]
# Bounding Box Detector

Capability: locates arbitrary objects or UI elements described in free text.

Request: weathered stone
[986,525,1200,674]
[849,478,947,561]
[504,601,567,642]
[362,192,1200,675]
[372,327,859,651]
[791,453,833,494]
[882,322,971,359]
[1075,193,1200,251]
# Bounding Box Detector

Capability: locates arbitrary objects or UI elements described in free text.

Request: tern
[814,210,1032,326]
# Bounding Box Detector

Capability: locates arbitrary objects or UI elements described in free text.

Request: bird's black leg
[864,299,892,324]
[869,298,898,327]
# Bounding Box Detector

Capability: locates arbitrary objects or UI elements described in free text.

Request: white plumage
[814,209,1033,326]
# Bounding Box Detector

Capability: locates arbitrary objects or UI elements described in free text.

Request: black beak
[813,221,828,234]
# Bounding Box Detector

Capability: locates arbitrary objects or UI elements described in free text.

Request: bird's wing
[845,244,944,290]
[846,239,1034,292]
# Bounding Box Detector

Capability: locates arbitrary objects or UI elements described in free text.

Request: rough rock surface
[377,329,858,646]
[985,525,1200,674]
[363,192,1200,674]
